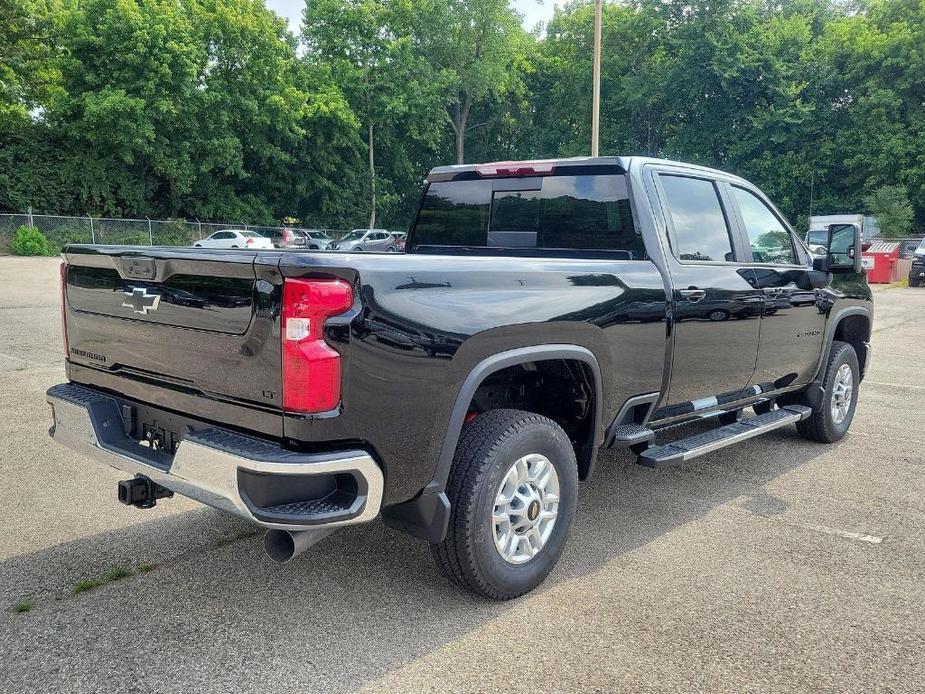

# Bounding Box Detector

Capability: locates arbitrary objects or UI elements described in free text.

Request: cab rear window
[411,174,645,259]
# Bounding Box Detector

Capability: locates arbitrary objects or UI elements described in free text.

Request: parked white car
[194,229,274,249]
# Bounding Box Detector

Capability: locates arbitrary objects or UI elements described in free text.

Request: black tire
[796,341,859,443]
[194,243,202,247]
[910,277,921,288]
[386,246,396,253]
[231,245,239,248]
[430,409,578,600]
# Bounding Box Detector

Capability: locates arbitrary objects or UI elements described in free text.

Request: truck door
[726,184,827,389]
[654,172,763,408]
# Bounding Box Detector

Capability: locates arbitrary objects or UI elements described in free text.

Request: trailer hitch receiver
[118,476,174,509]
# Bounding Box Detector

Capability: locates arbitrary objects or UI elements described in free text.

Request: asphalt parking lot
[1,255,923,693]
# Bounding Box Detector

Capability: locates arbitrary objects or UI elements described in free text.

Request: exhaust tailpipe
[264,528,334,564]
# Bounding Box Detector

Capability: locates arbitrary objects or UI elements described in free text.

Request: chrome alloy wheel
[492,453,560,565]
[831,363,854,425]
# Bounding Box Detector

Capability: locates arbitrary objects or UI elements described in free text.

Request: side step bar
[607,423,655,448]
[637,405,812,468]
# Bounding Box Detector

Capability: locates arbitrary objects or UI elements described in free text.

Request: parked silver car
[303,229,334,250]
[329,229,397,252]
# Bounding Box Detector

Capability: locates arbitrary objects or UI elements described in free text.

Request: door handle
[679,289,706,303]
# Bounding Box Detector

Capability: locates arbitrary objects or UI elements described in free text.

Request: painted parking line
[865,380,925,391]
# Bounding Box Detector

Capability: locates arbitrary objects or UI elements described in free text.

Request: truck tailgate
[62,247,283,416]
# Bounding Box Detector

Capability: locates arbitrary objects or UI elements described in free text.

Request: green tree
[864,185,913,238]
[420,0,524,164]
[188,0,359,224]
[0,0,56,132]
[303,0,445,227]
[6,0,361,226]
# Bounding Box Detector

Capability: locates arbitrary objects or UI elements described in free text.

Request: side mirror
[825,223,862,274]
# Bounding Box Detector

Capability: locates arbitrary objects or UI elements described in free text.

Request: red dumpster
[863,242,900,283]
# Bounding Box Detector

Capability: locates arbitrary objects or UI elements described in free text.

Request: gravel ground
[0,256,922,693]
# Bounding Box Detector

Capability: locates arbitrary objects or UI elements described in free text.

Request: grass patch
[73,566,133,594]
[14,600,33,613]
[137,563,155,573]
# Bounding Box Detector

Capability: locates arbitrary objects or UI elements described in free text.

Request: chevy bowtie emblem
[121,287,161,315]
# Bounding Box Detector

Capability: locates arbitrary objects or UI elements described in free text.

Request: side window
[731,186,797,265]
[659,175,735,262]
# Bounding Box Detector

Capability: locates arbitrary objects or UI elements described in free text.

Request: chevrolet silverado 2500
[47,157,872,599]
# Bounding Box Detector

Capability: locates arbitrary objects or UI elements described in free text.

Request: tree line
[2,0,923,234]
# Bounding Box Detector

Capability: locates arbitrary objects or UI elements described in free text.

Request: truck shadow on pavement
[0,425,827,693]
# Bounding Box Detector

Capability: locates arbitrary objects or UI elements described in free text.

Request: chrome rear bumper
[46,383,383,530]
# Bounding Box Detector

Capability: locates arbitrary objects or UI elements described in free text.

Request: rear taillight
[60,261,69,358]
[281,278,353,413]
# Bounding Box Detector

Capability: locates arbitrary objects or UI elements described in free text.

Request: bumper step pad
[637,405,812,468]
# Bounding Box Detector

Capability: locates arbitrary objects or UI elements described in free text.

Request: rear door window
[412,174,645,259]
[659,175,735,262]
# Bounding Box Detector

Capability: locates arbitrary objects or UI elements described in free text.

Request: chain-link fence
[0,211,354,254]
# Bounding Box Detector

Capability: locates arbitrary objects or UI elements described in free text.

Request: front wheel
[797,340,859,443]
[430,409,578,600]
[386,246,396,253]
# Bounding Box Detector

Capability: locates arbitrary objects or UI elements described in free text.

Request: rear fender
[381,344,603,543]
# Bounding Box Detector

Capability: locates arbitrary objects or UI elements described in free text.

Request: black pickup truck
[48,157,872,599]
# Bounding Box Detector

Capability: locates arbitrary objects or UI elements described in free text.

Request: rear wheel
[797,341,859,443]
[910,276,921,288]
[431,409,578,600]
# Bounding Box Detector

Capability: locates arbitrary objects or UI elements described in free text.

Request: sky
[264,0,568,35]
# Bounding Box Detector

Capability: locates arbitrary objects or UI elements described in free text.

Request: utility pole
[591,0,603,157]
[809,170,815,219]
